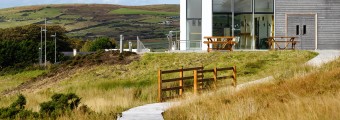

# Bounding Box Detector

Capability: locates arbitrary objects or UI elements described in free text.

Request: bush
[0,93,84,119]
[81,37,116,52]
[40,93,81,118]
[0,94,38,119]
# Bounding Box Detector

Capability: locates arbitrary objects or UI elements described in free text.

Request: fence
[158,66,237,102]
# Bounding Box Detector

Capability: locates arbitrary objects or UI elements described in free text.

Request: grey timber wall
[275,0,340,49]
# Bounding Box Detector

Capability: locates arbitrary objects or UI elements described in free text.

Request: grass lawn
[0,51,317,119]
[110,8,178,16]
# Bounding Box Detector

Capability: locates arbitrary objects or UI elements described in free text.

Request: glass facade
[213,0,274,49]
[186,0,202,50]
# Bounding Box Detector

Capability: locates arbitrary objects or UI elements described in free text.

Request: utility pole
[40,26,43,65]
[44,18,47,67]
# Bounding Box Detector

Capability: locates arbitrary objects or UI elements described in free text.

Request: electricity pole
[40,27,43,65]
[44,18,47,67]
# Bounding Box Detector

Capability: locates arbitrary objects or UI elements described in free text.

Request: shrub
[81,37,116,52]
[39,93,81,118]
[0,94,38,119]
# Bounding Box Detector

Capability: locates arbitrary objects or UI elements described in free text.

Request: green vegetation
[110,8,178,16]
[0,24,72,73]
[4,8,61,19]
[0,93,93,119]
[0,51,316,119]
[39,93,81,118]
[0,70,46,92]
[81,37,116,52]
[0,4,179,50]
[0,19,42,29]
[164,56,340,120]
[0,94,38,119]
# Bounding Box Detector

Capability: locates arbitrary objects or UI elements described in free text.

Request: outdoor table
[268,36,299,50]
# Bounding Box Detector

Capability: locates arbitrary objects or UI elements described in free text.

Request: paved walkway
[117,50,340,120]
[117,102,178,120]
[306,50,340,67]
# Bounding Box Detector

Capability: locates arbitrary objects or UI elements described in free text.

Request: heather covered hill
[0,4,179,49]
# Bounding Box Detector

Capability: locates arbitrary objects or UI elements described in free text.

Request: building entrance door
[287,14,316,50]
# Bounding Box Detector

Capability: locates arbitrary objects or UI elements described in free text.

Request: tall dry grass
[164,58,340,120]
[0,51,317,119]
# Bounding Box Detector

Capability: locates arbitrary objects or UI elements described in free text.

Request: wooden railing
[158,66,237,102]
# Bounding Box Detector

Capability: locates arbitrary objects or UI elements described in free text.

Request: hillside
[0,4,179,49]
[0,51,317,119]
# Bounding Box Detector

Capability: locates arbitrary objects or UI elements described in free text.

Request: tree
[0,24,72,69]
[80,37,115,52]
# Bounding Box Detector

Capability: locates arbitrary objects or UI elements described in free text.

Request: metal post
[40,27,42,65]
[120,35,123,53]
[44,18,47,67]
[128,41,132,52]
[252,0,255,50]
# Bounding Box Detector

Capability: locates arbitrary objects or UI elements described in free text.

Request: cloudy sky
[0,0,179,9]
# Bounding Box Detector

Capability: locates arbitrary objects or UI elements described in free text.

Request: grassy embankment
[164,54,340,120]
[0,51,316,119]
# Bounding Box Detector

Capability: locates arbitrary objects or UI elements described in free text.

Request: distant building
[180,0,340,50]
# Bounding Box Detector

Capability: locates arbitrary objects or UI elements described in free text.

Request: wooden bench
[203,36,236,52]
[268,36,299,50]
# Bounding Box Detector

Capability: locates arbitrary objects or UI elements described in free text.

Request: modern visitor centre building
[179,0,340,50]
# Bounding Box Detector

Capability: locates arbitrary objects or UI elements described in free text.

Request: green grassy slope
[0,4,179,50]
[110,8,178,15]
[0,51,316,119]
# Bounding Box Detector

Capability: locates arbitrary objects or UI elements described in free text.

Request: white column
[180,0,187,50]
[201,0,213,51]
[120,35,124,53]
[252,0,255,50]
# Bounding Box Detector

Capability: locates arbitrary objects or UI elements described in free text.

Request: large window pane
[187,0,202,50]
[213,0,232,13]
[255,0,273,12]
[213,14,232,36]
[187,0,202,18]
[235,0,252,13]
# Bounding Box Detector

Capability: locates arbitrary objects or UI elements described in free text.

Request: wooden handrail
[158,65,237,102]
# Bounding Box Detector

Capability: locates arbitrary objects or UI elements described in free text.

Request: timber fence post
[214,66,217,89]
[194,70,198,95]
[179,66,183,96]
[233,66,237,87]
[158,70,162,102]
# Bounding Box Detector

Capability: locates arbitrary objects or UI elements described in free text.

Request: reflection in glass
[235,0,252,12]
[187,0,202,50]
[213,0,232,13]
[213,14,232,36]
[255,0,273,12]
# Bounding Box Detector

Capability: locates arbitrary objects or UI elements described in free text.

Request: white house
[180,0,340,50]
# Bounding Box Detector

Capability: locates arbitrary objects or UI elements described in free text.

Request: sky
[0,0,179,9]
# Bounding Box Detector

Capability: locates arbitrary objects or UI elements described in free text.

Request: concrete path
[306,50,340,67]
[117,50,340,120]
[117,102,177,120]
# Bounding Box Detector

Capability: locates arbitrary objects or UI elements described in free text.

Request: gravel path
[117,50,340,120]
